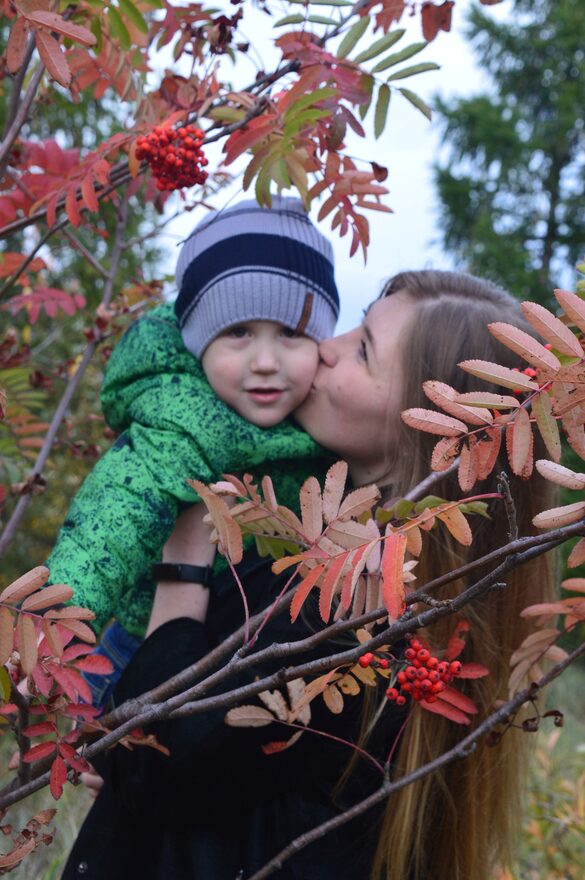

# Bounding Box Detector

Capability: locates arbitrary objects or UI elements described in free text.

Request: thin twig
[4,34,37,138]
[497,471,518,542]
[0,62,45,176]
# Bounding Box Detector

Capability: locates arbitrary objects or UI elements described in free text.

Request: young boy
[44,197,338,701]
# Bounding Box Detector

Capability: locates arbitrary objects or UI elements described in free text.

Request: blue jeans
[84,620,142,710]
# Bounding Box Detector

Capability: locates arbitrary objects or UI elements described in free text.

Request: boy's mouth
[246,388,284,404]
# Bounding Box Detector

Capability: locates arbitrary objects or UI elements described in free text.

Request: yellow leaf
[436,506,472,546]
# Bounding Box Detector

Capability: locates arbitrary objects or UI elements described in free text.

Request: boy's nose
[250,345,279,372]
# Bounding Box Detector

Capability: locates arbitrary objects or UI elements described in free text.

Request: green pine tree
[434,0,585,305]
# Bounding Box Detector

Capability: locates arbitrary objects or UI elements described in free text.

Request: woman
[63,271,554,880]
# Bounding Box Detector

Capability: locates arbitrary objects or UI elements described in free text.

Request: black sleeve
[102,612,388,825]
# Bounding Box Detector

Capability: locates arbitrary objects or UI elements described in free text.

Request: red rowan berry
[544,343,553,350]
[420,679,432,692]
[415,668,429,680]
[412,690,422,701]
[431,681,445,694]
[378,658,390,669]
[410,639,423,652]
[426,656,439,670]
[401,682,413,693]
[358,653,374,668]
[449,661,462,676]
[405,666,417,680]
[417,648,430,663]
[397,671,407,684]
[404,648,417,660]
[425,694,437,703]
[437,661,450,676]
[428,670,441,683]
[396,695,407,706]
[523,367,537,378]
[385,687,398,701]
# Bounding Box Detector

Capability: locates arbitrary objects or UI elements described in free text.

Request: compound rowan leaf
[423,381,492,426]
[458,360,539,392]
[520,301,583,358]
[50,754,68,799]
[420,696,470,725]
[507,407,533,477]
[189,479,243,564]
[290,563,326,622]
[381,531,406,619]
[476,427,502,480]
[225,705,275,727]
[35,31,71,88]
[0,607,14,666]
[21,583,73,612]
[402,408,467,437]
[568,539,585,569]
[6,16,27,73]
[299,476,323,542]
[322,460,348,523]
[23,741,58,763]
[488,322,561,373]
[27,11,96,46]
[18,615,38,675]
[535,460,585,490]
[554,288,585,335]
[1,566,49,605]
[0,838,36,870]
[532,391,561,462]
[436,506,472,546]
[319,553,348,622]
[337,14,370,59]
[533,501,585,530]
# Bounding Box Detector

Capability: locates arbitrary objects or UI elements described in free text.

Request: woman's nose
[318,337,339,367]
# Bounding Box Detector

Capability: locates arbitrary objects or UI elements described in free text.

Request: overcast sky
[160,1,509,333]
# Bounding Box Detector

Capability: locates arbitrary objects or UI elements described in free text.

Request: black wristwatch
[151,563,213,587]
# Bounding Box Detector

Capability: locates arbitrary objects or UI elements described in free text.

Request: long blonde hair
[369,271,556,880]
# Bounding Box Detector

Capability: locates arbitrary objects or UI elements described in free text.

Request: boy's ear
[295,292,314,335]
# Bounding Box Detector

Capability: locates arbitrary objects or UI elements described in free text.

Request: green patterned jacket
[45,304,331,637]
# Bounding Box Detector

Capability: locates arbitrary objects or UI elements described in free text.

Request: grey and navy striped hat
[174,196,339,357]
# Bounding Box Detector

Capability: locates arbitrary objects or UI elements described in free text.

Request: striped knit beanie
[174,196,339,358]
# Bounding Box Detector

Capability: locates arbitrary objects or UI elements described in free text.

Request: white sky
[159,0,510,333]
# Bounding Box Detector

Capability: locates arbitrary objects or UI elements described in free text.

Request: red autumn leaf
[446,619,469,660]
[381,532,407,619]
[73,654,114,675]
[35,30,71,88]
[6,17,27,74]
[22,721,56,738]
[290,563,326,623]
[59,742,90,773]
[23,741,58,763]
[438,686,478,715]
[458,662,490,679]
[421,2,454,42]
[319,553,348,623]
[49,754,68,799]
[18,614,38,675]
[420,696,470,724]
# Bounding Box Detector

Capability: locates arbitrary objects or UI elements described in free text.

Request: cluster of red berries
[358,652,389,670]
[510,365,539,396]
[385,638,462,706]
[135,125,208,192]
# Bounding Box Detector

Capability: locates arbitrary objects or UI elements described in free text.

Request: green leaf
[353,29,405,64]
[386,61,440,82]
[283,108,329,138]
[284,86,336,122]
[142,0,164,7]
[274,14,305,26]
[118,0,148,34]
[374,83,390,138]
[90,14,102,53]
[414,495,446,513]
[398,87,432,120]
[458,501,490,518]
[358,74,374,120]
[107,5,131,50]
[337,15,370,59]
[307,14,339,24]
[371,41,427,74]
[0,666,12,703]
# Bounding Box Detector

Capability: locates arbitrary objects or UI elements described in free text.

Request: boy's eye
[226,325,249,338]
[280,326,298,339]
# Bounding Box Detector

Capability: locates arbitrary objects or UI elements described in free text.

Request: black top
[63,552,403,880]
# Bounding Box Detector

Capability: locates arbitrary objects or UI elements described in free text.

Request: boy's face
[201,321,319,427]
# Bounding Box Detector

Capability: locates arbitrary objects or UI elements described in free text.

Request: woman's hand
[146,503,216,636]
[80,767,104,800]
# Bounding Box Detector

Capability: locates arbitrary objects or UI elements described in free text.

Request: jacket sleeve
[102,616,375,825]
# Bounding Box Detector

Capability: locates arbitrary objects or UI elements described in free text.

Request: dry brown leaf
[521,301,584,358]
[436,506,472,546]
[323,683,344,714]
[535,460,585,490]
[401,407,467,436]
[21,583,74,612]
[300,476,323,543]
[18,615,38,675]
[258,689,289,721]
[225,706,275,727]
[322,461,349,523]
[0,607,14,666]
[1,566,49,605]
[533,501,585,530]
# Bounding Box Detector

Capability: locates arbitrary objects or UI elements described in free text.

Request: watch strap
[151,563,213,587]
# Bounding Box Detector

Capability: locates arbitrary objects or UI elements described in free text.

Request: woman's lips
[247,388,284,404]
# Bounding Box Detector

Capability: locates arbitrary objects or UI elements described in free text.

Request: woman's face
[295,290,416,486]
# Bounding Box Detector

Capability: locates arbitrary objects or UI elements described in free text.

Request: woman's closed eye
[359,337,368,363]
